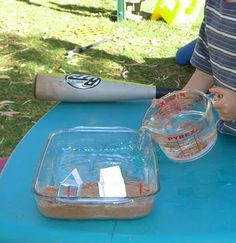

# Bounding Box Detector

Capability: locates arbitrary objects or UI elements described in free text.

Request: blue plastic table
[0,101,236,243]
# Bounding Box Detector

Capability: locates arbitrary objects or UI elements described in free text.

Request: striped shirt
[191,0,236,136]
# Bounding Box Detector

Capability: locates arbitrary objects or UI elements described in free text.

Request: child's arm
[152,68,213,107]
[183,68,213,92]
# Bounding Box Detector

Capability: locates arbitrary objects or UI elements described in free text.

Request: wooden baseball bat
[33,73,177,102]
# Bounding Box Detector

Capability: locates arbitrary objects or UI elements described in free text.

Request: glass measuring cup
[142,90,217,162]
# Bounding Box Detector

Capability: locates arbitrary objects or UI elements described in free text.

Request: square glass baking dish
[33,126,160,219]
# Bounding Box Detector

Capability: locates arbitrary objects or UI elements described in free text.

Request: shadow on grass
[16,0,42,7]
[0,32,193,87]
[16,0,114,18]
[49,1,113,17]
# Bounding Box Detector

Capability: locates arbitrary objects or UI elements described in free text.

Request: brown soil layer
[37,182,155,219]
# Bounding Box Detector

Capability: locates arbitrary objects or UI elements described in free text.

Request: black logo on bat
[65,74,101,89]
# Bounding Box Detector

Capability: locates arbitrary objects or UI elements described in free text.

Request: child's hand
[209,87,236,121]
[151,99,160,108]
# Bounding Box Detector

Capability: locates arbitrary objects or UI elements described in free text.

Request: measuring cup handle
[206,93,223,104]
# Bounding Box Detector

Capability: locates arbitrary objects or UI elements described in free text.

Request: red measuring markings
[167,127,200,141]
[67,186,70,196]
[177,139,186,158]
[158,93,188,116]
[139,180,143,195]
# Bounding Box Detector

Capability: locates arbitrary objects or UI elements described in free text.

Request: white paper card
[98,165,127,197]
[61,168,83,186]
[57,168,83,197]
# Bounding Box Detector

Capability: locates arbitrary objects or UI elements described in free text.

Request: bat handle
[155,87,179,98]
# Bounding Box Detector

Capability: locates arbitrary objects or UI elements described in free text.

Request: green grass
[0,0,200,157]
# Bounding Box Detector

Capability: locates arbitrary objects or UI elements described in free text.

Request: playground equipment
[117,0,145,21]
[151,0,205,25]
[125,0,145,20]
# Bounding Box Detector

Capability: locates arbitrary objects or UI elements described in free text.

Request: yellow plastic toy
[151,0,205,25]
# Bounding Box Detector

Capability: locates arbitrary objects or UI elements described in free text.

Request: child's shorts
[216,120,236,136]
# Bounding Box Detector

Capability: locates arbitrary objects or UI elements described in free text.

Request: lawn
[0,0,201,157]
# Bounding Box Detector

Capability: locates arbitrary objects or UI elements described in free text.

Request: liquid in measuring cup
[145,110,217,162]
